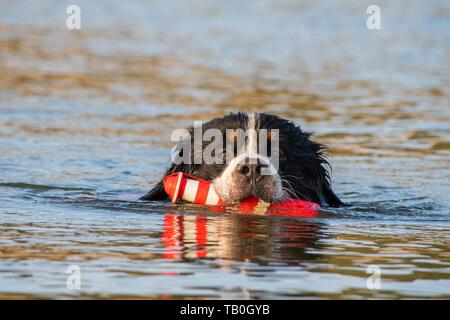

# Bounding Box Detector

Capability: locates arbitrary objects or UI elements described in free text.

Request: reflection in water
[161,212,321,263]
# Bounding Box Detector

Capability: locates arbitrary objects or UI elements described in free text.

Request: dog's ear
[141,128,196,201]
[140,180,167,201]
[321,180,344,207]
[305,137,344,207]
[140,162,192,201]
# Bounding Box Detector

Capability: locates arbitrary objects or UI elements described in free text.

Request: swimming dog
[141,112,342,206]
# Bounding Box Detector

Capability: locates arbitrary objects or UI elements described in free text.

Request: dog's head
[142,112,342,206]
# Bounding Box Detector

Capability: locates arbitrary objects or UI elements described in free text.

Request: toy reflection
[161,207,323,263]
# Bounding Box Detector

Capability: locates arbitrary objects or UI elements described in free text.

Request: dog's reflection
[161,213,322,263]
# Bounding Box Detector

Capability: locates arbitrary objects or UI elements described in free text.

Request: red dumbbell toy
[163,172,223,205]
[163,172,320,217]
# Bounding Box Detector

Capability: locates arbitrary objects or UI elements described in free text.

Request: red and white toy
[163,172,320,217]
[163,172,223,205]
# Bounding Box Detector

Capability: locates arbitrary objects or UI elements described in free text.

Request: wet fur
[141,112,343,206]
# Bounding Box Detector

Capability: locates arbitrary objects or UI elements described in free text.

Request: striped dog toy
[163,172,222,205]
[163,172,320,217]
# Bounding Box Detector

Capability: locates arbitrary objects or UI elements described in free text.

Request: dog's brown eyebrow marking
[228,130,238,141]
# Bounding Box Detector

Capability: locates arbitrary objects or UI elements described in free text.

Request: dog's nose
[236,159,267,181]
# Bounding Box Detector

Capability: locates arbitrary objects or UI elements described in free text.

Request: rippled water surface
[0,0,449,299]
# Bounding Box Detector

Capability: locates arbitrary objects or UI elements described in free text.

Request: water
[0,0,449,299]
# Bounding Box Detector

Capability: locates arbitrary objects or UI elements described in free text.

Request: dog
[141,112,343,206]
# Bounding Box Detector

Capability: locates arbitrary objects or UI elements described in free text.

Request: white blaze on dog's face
[212,113,287,203]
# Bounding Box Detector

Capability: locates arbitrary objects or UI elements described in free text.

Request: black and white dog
[141,112,342,206]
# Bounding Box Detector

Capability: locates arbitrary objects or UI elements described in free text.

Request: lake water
[0,0,449,299]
